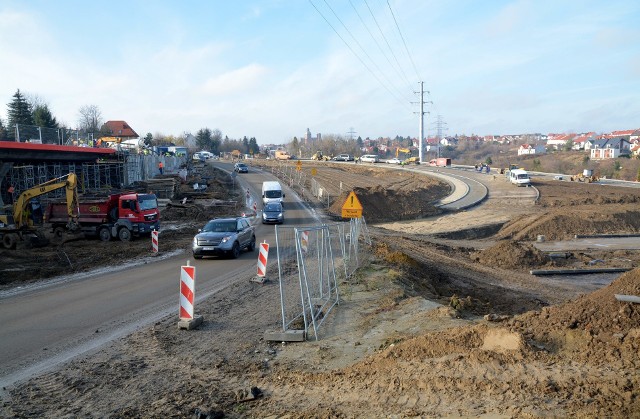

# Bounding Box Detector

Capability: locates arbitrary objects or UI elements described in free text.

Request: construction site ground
[1,160,640,418]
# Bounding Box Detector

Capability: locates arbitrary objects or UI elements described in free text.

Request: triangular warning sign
[342,191,363,210]
[341,191,363,218]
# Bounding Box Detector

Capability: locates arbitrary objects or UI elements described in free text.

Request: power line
[364,0,414,93]
[322,0,412,104]
[386,0,422,82]
[348,0,413,103]
[308,0,411,110]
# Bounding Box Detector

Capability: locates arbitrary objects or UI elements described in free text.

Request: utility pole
[433,115,448,159]
[412,82,431,163]
[347,127,357,141]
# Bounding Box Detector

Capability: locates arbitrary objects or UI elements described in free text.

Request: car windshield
[237,164,246,168]
[202,220,237,233]
[264,204,281,212]
[265,190,281,198]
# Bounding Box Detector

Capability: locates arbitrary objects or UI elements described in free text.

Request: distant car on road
[332,154,354,161]
[192,217,256,259]
[262,202,285,224]
[234,162,248,173]
[360,154,379,163]
[386,158,402,165]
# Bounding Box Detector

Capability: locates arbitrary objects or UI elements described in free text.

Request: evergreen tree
[0,118,7,141]
[248,137,259,155]
[32,104,58,128]
[7,89,33,139]
[242,136,249,153]
[195,128,212,150]
[143,133,153,147]
[211,129,222,154]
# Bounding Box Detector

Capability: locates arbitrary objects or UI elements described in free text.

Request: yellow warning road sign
[341,191,363,218]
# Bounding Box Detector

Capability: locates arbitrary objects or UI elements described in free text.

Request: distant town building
[304,128,321,144]
[517,144,546,156]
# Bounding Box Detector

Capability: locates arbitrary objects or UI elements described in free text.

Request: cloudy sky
[1,0,638,143]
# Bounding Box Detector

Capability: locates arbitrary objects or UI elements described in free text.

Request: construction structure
[0,142,184,207]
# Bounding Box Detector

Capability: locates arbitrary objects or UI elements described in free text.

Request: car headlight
[221,235,233,243]
[278,213,283,218]
[193,237,199,246]
[262,213,267,220]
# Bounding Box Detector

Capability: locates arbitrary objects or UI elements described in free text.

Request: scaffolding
[5,162,124,199]
[1,153,181,206]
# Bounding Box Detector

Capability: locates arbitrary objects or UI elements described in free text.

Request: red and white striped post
[151,230,159,253]
[178,261,203,330]
[300,230,309,253]
[254,241,269,283]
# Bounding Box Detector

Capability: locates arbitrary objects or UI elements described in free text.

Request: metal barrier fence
[13,123,94,146]
[274,217,370,340]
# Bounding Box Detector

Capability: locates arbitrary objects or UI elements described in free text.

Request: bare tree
[77,104,103,134]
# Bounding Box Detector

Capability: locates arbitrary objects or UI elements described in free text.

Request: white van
[509,169,531,186]
[262,181,285,205]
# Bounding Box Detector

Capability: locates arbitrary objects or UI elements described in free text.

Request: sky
[1,0,639,144]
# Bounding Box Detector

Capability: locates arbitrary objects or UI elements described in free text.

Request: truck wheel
[2,234,18,250]
[52,226,66,242]
[118,228,132,242]
[230,242,240,259]
[99,227,111,242]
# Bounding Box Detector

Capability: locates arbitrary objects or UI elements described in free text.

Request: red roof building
[101,120,139,139]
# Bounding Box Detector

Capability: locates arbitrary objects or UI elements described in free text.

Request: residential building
[546,133,575,150]
[590,137,631,159]
[517,144,546,156]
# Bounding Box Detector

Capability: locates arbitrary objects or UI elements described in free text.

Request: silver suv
[192,217,256,259]
[333,154,354,161]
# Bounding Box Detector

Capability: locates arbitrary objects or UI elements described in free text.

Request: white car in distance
[360,154,379,163]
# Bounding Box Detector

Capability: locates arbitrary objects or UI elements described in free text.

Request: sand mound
[328,183,448,223]
[473,240,547,269]
[512,267,640,367]
[496,206,640,241]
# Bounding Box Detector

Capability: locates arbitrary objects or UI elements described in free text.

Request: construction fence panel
[275,224,341,340]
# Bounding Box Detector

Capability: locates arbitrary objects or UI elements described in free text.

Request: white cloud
[202,63,269,95]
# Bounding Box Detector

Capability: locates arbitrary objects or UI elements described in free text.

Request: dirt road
[1,161,639,418]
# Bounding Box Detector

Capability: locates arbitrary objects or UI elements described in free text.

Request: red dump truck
[45,192,160,241]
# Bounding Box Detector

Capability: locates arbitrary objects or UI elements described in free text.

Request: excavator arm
[13,173,79,229]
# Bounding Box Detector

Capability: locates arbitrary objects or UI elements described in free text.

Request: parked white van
[509,169,531,186]
[262,181,285,205]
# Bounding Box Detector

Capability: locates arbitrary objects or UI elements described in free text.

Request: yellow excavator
[395,147,410,158]
[0,173,79,249]
[396,147,419,164]
[311,151,330,161]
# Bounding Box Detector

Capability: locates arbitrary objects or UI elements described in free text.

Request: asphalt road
[0,162,318,390]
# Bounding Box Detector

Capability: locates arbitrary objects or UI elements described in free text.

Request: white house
[517,144,546,156]
[546,134,574,150]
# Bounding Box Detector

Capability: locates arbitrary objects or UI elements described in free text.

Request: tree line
[0,89,262,154]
